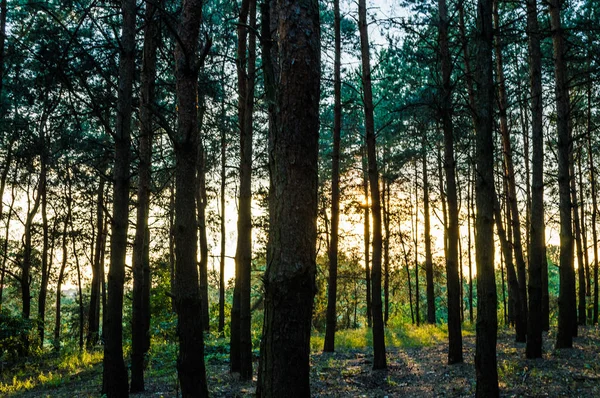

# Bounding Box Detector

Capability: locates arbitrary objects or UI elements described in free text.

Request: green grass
[311,322,475,352]
[0,349,103,395]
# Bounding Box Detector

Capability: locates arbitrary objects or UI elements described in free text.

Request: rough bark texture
[256,0,320,394]
[197,114,210,330]
[571,154,586,326]
[324,0,342,353]
[549,0,576,349]
[130,1,159,390]
[362,148,372,328]
[588,102,599,325]
[102,0,135,394]
[474,0,499,396]
[438,0,462,364]
[231,0,256,378]
[173,0,209,395]
[526,0,545,358]
[358,0,386,370]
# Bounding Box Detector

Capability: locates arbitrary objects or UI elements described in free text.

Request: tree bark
[231,0,256,378]
[102,0,135,394]
[423,135,435,324]
[256,0,320,393]
[571,151,586,327]
[362,146,372,328]
[526,0,545,358]
[172,0,210,394]
[324,0,342,352]
[87,173,105,348]
[549,0,576,349]
[438,0,462,364]
[358,0,386,370]
[54,170,72,352]
[131,1,159,390]
[474,0,499,395]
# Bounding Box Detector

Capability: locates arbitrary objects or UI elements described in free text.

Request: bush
[0,311,34,360]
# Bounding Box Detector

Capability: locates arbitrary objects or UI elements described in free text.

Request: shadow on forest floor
[4,325,600,397]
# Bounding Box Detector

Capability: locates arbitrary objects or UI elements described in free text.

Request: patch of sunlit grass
[57,350,103,373]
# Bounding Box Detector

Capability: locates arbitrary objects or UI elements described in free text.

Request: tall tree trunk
[578,152,591,322]
[383,175,391,325]
[493,0,527,342]
[131,0,159,390]
[172,0,210,394]
[37,157,50,347]
[87,174,105,348]
[400,232,415,324]
[423,135,435,324]
[219,94,227,335]
[467,161,474,323]
[571,150,586,327]
[324,0,342,350]
[586,84,599,325]
[72,222,84,352]
[231,0,256,378]
[474,0,499,395]
[413,163,420,326]
[54,172,72,352]
[256,0,321,393]
[438,0,462,364]
[103,0,135,394]
[526,0,545,358]
[362,146,372,327]
[0,168,16,309]
[549,0,576,349]
[358,0,386,370]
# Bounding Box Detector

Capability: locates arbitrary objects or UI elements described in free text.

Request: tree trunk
[493,0,527,342]
[87,175,105,349]
[413,163,420,326]
[37,156,50,347]
[324,0,342,352]
[383,175,391,326]
[474,0,499,395]
[438,0,462,364]
[586,84,599,325]
[219,92,227,335]
[231,0,256,378]
[172,0,210,394]
[131,1,159,390]
[400,232,415,325]
[54,172,72,352]
[103,0,135,394]
[571,150,586,327]
[424,135,435,324]
[362,146,372,328]
[358,0,386,370]
[197,133,210,329]
[526,0,545,358]
[256,0,321,393]
[549,0,576,349]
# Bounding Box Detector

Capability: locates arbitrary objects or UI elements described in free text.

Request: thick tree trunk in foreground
[526,0,545,359]
[172,0,210,394]
[438,0,462,364]
[131,0,159,390]
[256,0,320,394]
[549,0,576,349]
[324,0,342,353]
[358,0,386,370]
[474,0,499,396]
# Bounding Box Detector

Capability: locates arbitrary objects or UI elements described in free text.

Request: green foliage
[0,311,35,361]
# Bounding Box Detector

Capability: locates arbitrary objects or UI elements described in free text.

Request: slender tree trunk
[400,233,415,324]
[131,1,159,390]
[197,134,210,329]
[438,0,462,364]
[423,135,435,324]
[571,150,586,327]
[87,175,105,349]
[231,0,256,378]
[413,163,420,326]
[526,0,545,358]
[474,0,499,395]
[467,162,474,323]
[72,222,84,351]
[103,0,135,394]
[383,175,391,326]
[54,173,72,352]
[549,0,576,348]
[358,0,386,370]
[324,0,342,350]
[37,159,50,347]
[0,169,16,309]
[362,146,372,328]
[586,84,599,326]
[256,0,321,393]
[493,0,527,342]
[172,0,210,394]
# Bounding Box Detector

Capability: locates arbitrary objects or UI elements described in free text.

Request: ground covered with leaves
[2,325,599,397]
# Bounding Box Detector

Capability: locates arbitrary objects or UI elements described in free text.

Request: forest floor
[2,325,600,397]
